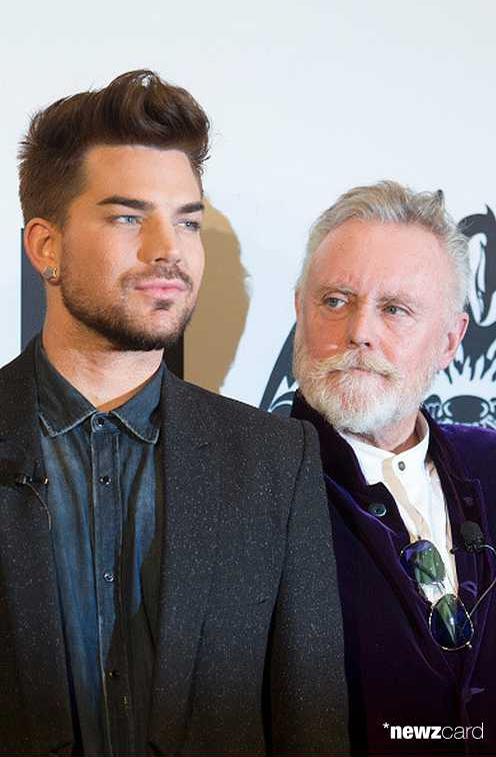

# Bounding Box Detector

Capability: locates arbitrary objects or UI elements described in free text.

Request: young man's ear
[23,218,61,282]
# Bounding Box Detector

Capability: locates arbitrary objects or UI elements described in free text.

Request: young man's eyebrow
[177,201,205,214]
[97,196,154,211]
[96,197,205,214]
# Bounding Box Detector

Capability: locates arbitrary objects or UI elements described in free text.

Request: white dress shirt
[340,414,458,602]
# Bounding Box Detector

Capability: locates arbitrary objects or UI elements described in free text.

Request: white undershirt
[340,415,458,601]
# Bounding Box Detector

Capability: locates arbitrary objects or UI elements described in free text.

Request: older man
[291,181,496,755]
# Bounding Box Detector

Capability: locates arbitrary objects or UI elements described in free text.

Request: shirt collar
[339,414,430,486]
[111,368,163,443]
[291,390,474,510]
[35,336,163,444]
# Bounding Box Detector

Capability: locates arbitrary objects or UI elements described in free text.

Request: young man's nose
[139,220,181,264]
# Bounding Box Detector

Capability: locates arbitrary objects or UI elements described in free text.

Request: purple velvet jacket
[292,392,496,755]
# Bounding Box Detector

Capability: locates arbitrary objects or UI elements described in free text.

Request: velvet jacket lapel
[426,416,494,684]
[0,341,73,754]
[148,370,221,753]
[291,391,493,679]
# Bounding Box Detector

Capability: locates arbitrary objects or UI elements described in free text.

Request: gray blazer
[0,341,348,755]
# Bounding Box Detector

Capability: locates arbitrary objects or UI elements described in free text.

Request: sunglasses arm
[468,543,496,619]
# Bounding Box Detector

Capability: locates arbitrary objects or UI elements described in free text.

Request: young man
[292,181,496,754]
[0,71,348,756]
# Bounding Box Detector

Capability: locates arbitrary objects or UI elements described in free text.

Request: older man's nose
[347,306,374,348]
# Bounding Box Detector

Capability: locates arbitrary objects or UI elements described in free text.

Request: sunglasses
[400,539,474,651]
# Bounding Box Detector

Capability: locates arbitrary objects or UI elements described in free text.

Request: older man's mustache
[312,350,402,381]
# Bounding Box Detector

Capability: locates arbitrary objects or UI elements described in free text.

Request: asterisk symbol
[383,723,390,729]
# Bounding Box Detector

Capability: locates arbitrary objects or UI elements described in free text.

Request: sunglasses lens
[400,539,446,586]
[430,594,473,650]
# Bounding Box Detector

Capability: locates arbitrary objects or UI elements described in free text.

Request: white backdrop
[1,0,495,415]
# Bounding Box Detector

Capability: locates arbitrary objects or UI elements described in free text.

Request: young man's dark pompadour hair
[18,69,210,225]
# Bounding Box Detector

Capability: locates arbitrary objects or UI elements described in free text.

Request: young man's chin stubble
[60,286,196,352]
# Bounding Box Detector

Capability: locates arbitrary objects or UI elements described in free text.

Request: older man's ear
[294,289,301,319]
[437,311,469,371]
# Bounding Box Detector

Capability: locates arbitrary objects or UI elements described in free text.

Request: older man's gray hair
[296,180,470,314]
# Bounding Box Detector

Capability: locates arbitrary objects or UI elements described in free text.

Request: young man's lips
[135,279,188,295]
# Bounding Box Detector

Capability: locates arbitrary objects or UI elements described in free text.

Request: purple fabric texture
[292,391,496,755]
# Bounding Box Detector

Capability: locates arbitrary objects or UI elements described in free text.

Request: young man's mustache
[123,264,194,291]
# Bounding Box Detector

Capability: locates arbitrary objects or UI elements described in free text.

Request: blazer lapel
[0,342,73,753]
[148,371,221,753]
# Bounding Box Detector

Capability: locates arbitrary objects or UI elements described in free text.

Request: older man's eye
[384,304,407,315]
[324,297,346,309]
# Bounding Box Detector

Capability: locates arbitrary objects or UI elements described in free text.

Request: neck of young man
[41,315,165,412]
[343,411,421,454]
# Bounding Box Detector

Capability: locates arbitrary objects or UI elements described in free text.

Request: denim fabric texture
[35,338,164,756]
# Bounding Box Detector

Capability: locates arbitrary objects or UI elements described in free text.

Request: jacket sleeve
[267,420,350,755]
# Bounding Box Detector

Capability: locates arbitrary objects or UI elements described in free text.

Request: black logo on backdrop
[260,206,496,427]
[260,325,296,416]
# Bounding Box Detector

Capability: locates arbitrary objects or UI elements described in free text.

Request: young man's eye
[113,215,141,225]
[178,219,201,232]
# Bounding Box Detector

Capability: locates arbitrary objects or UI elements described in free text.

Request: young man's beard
[59,260,196,351]
[292,332,438,435]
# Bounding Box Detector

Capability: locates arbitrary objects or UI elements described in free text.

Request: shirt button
[99,475,112,485]
[398,461,406,471]
[103,571,115,583]
[94,415,106,428]
[107,670,120,679]
[369,503,387,518]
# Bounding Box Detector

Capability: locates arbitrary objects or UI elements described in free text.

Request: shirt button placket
[91,413,120,707]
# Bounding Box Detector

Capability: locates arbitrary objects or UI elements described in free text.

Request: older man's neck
[346,413,420,454]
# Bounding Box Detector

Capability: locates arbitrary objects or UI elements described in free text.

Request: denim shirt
[35,339,164,756]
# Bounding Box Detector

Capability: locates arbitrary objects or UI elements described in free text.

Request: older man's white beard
[293,339,438,435]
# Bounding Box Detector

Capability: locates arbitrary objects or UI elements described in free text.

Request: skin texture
[24,145,205,410]
[295,219,468,452]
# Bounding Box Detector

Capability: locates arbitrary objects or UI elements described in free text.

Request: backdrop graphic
[260,205,496,427]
